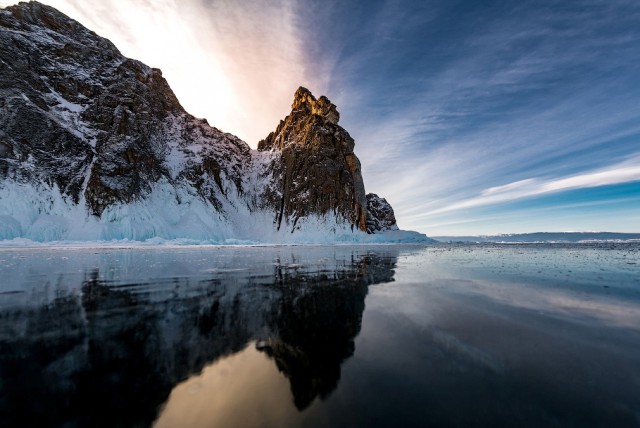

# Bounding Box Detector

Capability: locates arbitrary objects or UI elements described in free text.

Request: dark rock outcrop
[258,87,367,232]
[366,193,398,233]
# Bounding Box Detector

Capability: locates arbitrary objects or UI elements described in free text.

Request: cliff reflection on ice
[0,246,399,427]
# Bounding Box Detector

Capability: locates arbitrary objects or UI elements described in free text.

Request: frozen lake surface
[1,243,639,427]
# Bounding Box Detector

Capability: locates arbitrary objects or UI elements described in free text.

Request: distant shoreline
[432,232,640,243]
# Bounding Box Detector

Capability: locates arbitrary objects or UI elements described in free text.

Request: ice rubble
[0,179,430,245]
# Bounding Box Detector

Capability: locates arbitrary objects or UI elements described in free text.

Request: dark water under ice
[0,243,639,427]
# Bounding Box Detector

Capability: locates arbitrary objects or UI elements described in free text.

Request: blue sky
[303,0,640,235]
[5,0,640,235]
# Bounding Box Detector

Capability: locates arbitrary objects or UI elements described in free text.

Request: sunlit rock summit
[258,87,367,233]
[0,1,430,243]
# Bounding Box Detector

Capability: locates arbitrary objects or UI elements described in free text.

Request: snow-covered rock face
[0,1,249,218]
[0,2,430,243]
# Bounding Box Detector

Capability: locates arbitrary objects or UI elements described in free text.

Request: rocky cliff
[0,1,427,243]
[257,87,367,233]
[366,193,398,233]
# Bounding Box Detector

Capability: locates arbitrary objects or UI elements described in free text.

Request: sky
[2,0,640,235]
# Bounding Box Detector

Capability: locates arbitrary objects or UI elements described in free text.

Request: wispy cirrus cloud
[305,0,640,233]
[428,157,640,215]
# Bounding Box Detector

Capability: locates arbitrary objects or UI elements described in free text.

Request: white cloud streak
[428,157,640,215]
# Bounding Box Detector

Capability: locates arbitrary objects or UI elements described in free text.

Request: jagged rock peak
[292,86,340,124]
[258,87,349,152]
[257,87,367,232]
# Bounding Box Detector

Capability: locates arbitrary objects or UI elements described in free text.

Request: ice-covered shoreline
[0,230,433,249]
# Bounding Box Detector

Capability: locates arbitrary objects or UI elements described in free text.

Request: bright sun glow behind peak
[108,1,238,123]
[19,0,313,146]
